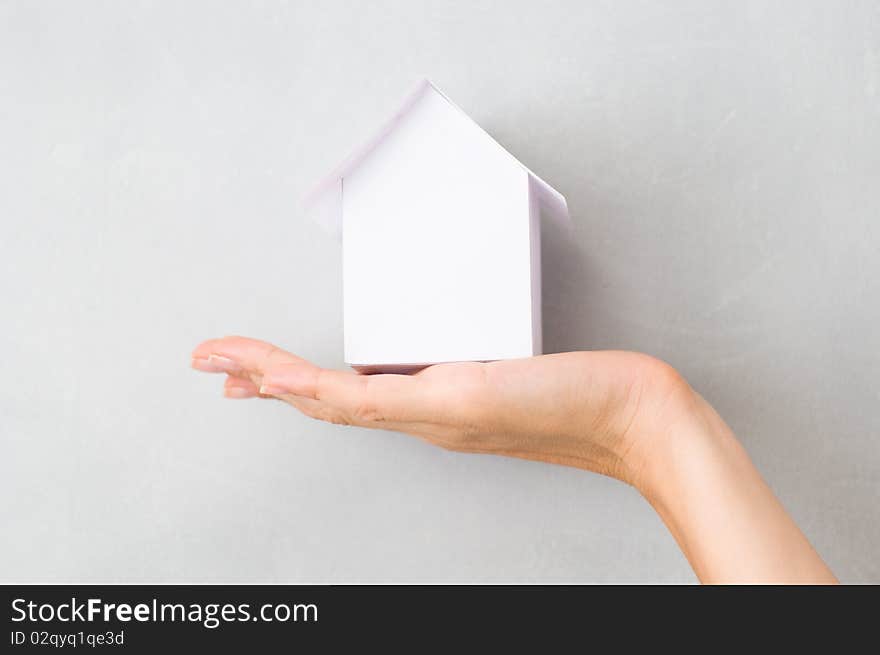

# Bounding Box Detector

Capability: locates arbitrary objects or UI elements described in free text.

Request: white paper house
[305,80,570,372]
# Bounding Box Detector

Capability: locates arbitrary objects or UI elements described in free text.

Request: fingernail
[207,355,241,372]
[192,357,225,373]
[259,384,288,396]
[225,386,255,399]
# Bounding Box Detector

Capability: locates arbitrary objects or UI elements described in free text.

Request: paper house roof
[303,79,569,239]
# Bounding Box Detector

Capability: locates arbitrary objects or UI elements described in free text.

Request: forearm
[636,394,837,584]
[193,339,837,583]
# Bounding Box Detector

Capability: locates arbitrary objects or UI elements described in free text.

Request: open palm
[192,336,694,486]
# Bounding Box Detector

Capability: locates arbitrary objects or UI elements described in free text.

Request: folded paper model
[304,79,570,373]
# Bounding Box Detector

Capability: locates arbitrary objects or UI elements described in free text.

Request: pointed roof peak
[304,79,569,238]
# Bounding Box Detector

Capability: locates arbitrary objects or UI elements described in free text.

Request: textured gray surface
[2,0,878,583]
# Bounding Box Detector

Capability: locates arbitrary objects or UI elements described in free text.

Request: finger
[260,360,438,426]
[192,336,307,376]
[192,355,237,373]
[223,375,262,399]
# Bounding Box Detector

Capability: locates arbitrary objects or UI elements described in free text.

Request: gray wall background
[2,0,878,583]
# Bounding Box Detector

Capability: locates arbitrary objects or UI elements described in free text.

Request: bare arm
[638,393,836,583]
[192,337,836,584]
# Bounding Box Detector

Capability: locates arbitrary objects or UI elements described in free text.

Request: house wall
[342,87,535,366]
[528,178,543,356]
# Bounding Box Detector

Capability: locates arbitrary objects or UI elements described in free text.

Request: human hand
[191,336,696,489]
[191,336,837,583]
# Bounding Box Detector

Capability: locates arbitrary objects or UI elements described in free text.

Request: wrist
[600,358,713,490]
[624,391,838,584]
[623,388,731,496]
[628,390,748,513]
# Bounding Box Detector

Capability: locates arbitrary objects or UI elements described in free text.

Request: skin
[192,337,837,584]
